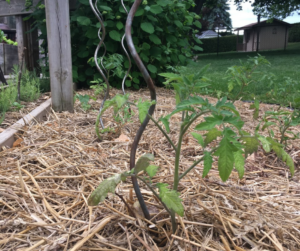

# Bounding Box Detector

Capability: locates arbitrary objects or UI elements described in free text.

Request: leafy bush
[200,35,243,53]
[289,22,300,43]
[12,66,41,102]
[30,0,202,88]
[0,85,17,113]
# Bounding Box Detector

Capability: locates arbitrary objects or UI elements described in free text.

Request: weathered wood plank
[45,0,73,112]
[0,0,77,17]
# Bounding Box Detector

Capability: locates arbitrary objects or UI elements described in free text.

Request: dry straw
[0,88,299,250]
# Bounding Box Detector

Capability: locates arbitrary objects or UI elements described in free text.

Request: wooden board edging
[0,98,51,150]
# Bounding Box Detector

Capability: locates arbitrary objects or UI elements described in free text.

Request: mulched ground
[0,88,299,251]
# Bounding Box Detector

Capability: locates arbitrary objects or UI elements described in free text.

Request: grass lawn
[188,42,300,107]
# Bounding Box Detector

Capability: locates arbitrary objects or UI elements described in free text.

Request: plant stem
[182,110,210,135]
[148,114,177,151]
[173,124,184,191]
[136,176,171,215]
[179,148,216,181]
[179,156,204,181]
[170,210,177,234]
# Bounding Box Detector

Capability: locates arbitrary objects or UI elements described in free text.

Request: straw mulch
[1,88,300,251]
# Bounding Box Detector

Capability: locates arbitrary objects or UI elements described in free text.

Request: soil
[0,88,299,250]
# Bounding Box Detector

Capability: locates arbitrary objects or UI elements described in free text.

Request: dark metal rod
[125,0,157,220]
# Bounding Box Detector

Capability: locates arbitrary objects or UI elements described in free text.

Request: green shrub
[30,0,202,88]
[0,84,17,113]
[200,35,243,54]
[289,22,300,43]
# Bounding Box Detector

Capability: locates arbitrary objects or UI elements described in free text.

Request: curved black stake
[125,0,157,220]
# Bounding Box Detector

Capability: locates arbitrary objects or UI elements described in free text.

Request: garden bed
[0,92,51,131]
[0,88,300,250]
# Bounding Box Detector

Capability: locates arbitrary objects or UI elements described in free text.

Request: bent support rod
[126,0,157,220]
[89,0,110,129]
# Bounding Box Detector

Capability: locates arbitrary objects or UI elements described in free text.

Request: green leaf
[157,183,184,216]
[233,151,245,179]
[203,151,213,178]
[258,135,271,153]
[262,121,276,131]
[193,45,203,51]
[193,20,202,29]
[116,21,124,30]
[241,136,260,157]
[191,132,204,148]
[149,34,162,45]
[141,22,155,34]
[174,20,183,28]
[134,154,155,174]
[99,5,112,11]
[146,165,159,178]
[150,5,163,15]
[159,116,171,133]
[142,42,151,50]
[77,16,91,26]
[271,144,294,176]
[195,115,223,131]
[137,99,155,123]
[147,64,157,73]
[135,8,145,16]
[214,135,238,181]
[88,174,122,206]
[250,100,260,119]
[109,30,121,41]
[204,128,222,146]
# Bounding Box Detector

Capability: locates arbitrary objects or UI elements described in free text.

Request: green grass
[188,42,300,107]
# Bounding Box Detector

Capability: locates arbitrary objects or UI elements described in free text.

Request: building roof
[234,18,292,31]
[196,30,221,39]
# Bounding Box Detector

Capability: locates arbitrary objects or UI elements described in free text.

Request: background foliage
[31,0,203,89]
[289,22,300,42]
[200,35,243,54]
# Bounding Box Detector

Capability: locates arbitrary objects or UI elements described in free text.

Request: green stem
[95,112,102,140]
[182,110,210,135]
[136,176,171,215]
[173,124,184,191]
[170,210,177,234]
[179,148,217,181]
[179,156,204,181]
[148,114,177,151]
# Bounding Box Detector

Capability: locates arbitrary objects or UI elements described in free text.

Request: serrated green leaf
[258,136,271,153]
[195,115,223,131]
[203,151,213,178]
[204,128,222,146]
[159,116,171,133]
[214,135,238,181]
[137,99,155,123]
[191,132,204,147]
[233,151,245,179]
[241,136,260,157]
[157,183,184,216]
[88,174,122,206]
[286,154,295,176]
[141,22,154,34]
[135,153,155,174]
[262,121,276,131]
[146,165,159,178]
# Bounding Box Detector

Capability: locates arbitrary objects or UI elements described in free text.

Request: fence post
[44,0,74,112]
